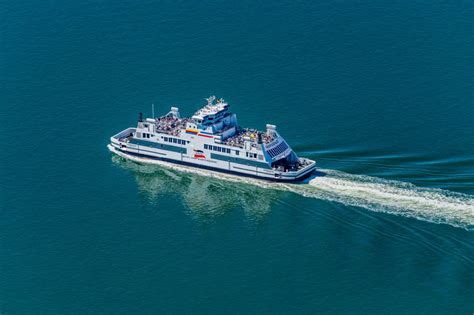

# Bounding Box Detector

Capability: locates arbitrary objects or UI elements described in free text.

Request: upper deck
[154,116,189,136]
[192,96,229,123]
[151,96,277,147]
[221,128,276,148]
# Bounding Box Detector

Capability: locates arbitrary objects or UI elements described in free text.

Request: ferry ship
[108,96,316,181]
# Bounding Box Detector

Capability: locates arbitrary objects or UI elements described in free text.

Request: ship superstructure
[108,96,316,181]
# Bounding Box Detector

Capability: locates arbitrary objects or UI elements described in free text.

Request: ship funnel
[168,107,181,119]
[266,124,277,136]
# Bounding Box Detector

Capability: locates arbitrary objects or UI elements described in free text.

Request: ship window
[235,150,239,156]
[173,138,177,143]
[204,144,208,149]
[164,137,168,142]
[226,148,230,154]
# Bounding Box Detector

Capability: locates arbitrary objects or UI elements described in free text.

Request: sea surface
[1,0,473,313]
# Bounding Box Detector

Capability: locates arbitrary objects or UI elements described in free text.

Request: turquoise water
[1,0,473,313]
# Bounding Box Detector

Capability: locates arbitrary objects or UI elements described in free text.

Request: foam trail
[288,170,474,229]
[109,146,474,230]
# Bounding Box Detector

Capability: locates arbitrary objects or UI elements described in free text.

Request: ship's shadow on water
[111,155,474,230]
[111,155,282,223]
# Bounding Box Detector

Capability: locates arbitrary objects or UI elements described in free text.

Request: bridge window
[246,152,257,158]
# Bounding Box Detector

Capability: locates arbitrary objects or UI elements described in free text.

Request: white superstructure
[108,96,316,181]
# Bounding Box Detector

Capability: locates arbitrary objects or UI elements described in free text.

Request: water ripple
[110,147,474,230]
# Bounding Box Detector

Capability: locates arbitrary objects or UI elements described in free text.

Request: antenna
[152,103,155,118]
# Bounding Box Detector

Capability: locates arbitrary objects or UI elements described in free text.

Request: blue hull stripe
[130,138,187,154]
[114,149,314,182]
[210,153,272,169]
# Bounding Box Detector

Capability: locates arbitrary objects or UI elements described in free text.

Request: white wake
[109,146,474,229]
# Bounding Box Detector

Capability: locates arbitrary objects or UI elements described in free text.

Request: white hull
[109,139,316,182]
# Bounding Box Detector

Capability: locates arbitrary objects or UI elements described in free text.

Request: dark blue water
[1,0,473,313]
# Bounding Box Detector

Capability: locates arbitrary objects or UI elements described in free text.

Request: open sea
[1,0,473,313]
